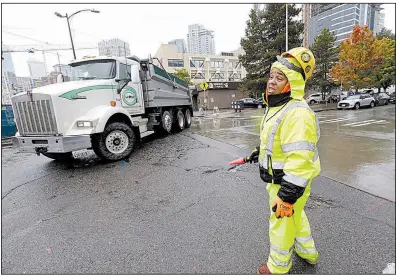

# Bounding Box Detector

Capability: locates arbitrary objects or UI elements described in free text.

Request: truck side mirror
[116,78,131,94]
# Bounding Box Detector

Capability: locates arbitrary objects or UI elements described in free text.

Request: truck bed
[142,64,192,108]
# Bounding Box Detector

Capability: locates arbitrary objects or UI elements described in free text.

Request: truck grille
[13,99,58,136]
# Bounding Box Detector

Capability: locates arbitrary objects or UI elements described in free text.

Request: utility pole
[286,3,288,52]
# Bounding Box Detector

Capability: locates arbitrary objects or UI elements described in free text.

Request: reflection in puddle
[190,110,396,202]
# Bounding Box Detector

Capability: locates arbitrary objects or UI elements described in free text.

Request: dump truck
[11,55,193,161]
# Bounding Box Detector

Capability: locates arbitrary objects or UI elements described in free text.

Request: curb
[313,108,338,112]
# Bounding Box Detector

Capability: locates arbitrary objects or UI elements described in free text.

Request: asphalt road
[1,106,396,274]
[192,105,396,201]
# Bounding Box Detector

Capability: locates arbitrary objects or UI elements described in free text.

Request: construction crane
[2,43,97,53]
[2,43,98,77]
[1,43,98,103]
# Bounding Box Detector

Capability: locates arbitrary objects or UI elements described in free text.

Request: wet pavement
[191,105,396,201]
[1,105,395,274]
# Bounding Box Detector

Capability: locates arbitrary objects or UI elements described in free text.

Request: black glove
[245,146,260,163]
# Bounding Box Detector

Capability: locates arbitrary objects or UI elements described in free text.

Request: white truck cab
[11,56,193,161]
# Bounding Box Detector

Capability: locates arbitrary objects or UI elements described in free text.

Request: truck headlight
[77,121,93,127]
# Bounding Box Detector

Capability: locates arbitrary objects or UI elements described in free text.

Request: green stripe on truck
[59,85,135,100]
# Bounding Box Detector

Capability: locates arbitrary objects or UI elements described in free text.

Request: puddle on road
[191,109,396,202]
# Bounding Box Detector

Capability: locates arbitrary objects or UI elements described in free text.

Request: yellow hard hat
[276,47,315,81]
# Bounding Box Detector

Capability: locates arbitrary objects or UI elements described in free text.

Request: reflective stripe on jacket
[258,100,321,203]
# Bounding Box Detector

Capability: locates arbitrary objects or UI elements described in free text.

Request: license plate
[72,149,90,159]
[32,140,48,144]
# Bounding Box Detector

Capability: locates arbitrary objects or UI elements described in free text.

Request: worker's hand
[272,197,294,218]
[245,146,260,163]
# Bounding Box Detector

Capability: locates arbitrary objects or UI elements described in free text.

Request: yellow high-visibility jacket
[259,61,321,204]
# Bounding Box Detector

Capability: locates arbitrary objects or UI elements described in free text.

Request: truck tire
[161,110,173,134]
[42,152,74,162]
[173,110,185,132]
[184,109,192,128]
[91,122,135,161]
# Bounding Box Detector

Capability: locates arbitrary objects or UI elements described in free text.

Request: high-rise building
[27,58,47,79]
[98,39,131,57]
[374,10,385,34]
[168,39,187,53]
[1,71,18,105]
[308,4,382,46]
[187,24,215,55]
[2,45,15,74]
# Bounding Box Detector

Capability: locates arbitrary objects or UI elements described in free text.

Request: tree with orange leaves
[329,25,383,92]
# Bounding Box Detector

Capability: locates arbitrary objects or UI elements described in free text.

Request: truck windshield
[70,60,116,81]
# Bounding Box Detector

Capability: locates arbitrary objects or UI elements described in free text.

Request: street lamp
[55,9,100,59]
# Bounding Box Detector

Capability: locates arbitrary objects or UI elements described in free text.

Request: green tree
[307,28,338,99]
[372,38,396,92]
[239,4,303,97]
[172,68,193,85]
[376,27,396,40]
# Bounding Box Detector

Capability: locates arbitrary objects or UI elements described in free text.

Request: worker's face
[267,68,288,95]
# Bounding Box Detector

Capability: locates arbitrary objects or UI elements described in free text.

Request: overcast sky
[2,3,395,77]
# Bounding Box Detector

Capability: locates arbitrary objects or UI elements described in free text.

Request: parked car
[337,94,375,110]
[360,89,375,95]
[389,92,395,104]
[238,98,260,108]
[306,93,329,104]
[329,91,346,102]
[371,92,390,106]
[255,98,264,107]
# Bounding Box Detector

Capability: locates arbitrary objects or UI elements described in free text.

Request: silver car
[337,94,375,110]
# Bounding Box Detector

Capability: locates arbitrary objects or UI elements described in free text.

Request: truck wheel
[42,152,74,162]
[184,109,192,128]
[161,110,173,134]
[92,122,135,161]
[173,110,185,132]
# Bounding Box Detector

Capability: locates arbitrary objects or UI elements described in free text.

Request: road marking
[319,118,350,123]
[352,120,387,127]
[343,120,377,126]
[382,263,395,274]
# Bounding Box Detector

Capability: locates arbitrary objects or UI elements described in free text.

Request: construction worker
[246,47,320,274]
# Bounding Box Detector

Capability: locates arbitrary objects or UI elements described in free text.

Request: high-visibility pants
[266,182,318,274]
